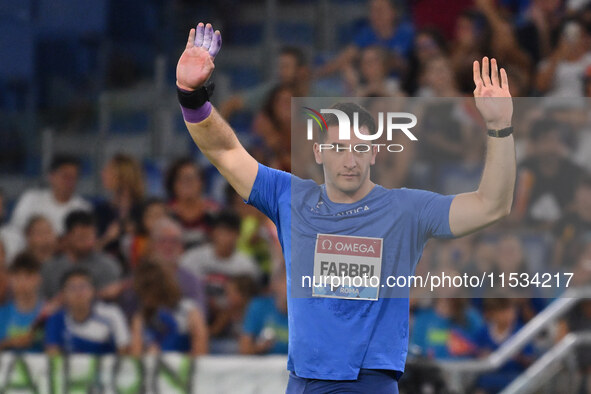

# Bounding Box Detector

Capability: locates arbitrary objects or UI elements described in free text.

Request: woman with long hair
[130,261,208,356]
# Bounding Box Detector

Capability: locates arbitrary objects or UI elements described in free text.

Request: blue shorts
[286,369,401,394]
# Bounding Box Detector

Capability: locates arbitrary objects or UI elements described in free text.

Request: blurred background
[0,0,591,393]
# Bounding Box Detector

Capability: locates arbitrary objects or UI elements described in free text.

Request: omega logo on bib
[312,234,383,301]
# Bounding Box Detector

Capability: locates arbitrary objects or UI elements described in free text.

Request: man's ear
[370,145,378,166]
[313,142,323,165]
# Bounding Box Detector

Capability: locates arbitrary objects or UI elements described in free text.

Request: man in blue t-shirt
[176,22,515,393]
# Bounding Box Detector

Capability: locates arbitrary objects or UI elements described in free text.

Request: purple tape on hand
[181,102,212,123]
[195,23,205,47]
[209,32,222,57]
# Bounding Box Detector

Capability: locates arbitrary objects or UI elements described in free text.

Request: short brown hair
[318,102,376,142]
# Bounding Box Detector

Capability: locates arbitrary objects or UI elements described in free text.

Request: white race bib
[312,234,383,301]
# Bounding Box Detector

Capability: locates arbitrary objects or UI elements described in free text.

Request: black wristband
[177,81,215,109]
[487,126,513,138]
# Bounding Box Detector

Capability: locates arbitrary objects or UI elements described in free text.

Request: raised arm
[176,23,258,200]
[449,57,516,237]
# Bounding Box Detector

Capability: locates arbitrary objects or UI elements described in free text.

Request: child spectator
[474,298,534,393]
[45,268,130,355]
[125,198,167,270]
[0,253,45,352]
[210,275,258,354]
[130,261,208,356]
[411,298,484,360]
[240,272,288,355]
[41,210,122,300]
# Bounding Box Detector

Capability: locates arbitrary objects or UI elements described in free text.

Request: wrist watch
[487,126,513,138]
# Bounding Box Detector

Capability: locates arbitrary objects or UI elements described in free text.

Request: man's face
[49,164,79,200]
[152,224,184,264]
[212,226,239,257]
[313,125,377,196]
[174,165,202,201]
[369,0,396,32]
[67,225,96,258]
[535,131,565,159]
[63,276,94,312]
[278,54,298,84]
[27,219,57,253]
[10,271,41,296]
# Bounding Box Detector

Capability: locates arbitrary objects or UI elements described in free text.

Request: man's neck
[325,181,376,204]
[52,190,71,204]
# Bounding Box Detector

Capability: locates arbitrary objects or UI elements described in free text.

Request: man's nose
[343,150,357,168]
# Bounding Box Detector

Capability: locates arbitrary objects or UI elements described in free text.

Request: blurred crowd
[1,0,591,392]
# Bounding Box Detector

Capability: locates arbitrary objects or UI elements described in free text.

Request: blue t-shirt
[142,299,195,353]
[45,302,129,354]
[243,296,289,355]
[354,21,415,56]
[0,301,44,352]
[410,307,484,360]
[246,163,455,380]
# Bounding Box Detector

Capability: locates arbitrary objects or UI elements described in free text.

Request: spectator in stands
[181,210,260,284]
[514,0,564,65]
[95,154,145,266]
[0,253,45,352]
[24,216,57,265]
[125,198,167,270]
[410,297,484,360]
[220,47,318,119]
[569,240,591,288]
[10,155,90,236]
[239,271,288,355]
[45,268,130,355]
[449,10,491,94]
[556,291,591,393]
[147,217,207,314]
[181,210,260,331]
[536,19,591,97]
[252,84,294,171]
[0,189,25,264]
[402,28,448,95]
[511,118,585,226]
[130,261,208,356]
[226,184,280,281]
[165,158,219,249]
[552,175,591,269]
[41,210,121,300]
[316,0,414,79]
[210,275,258,354]
[474,298,534,393]
[343,46,402,97]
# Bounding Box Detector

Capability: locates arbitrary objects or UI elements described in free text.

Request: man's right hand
[176,22,222,91]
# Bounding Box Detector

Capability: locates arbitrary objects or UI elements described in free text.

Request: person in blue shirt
[474,298,534,393]
[240,270,289,355]
[130,260,208,356]
[0,252,45,352]
[176,22,515,393]
[45,267,130,355]
[410,298,484,360]
[315,0,414,80]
